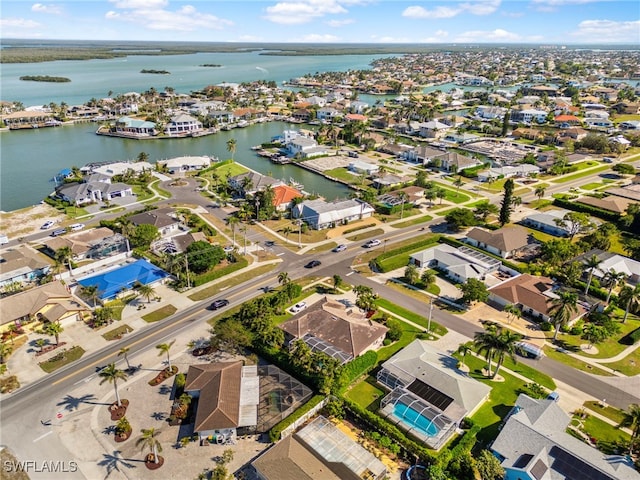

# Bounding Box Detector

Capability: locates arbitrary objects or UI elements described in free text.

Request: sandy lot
[0,203,66,239]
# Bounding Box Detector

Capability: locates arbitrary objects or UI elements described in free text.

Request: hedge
[438,236,526,273]
[573,280,615,302]
[460,163,490,178]
[436,424,481,468]
[619,326,640,346]
[343,398,436,464]
[552,197,620,223]
[337,351,378,392]
[372,235,441,272]
[268,394,325,442]
[196,159,234,176]
[191,256,249,287]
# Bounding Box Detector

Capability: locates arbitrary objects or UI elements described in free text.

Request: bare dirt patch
[0,203,65,239]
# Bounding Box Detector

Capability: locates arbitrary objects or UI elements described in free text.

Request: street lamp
[427,296,433,334]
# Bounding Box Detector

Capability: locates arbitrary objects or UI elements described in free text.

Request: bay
[0,121,351,212]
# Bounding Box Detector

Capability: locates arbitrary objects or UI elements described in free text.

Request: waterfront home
[465,226,530,259]
[1,109,57,129]
[42,228,125,262]
[157,155,212,174]
[287,137,327,159]
[349,100,369,114]
[488,274,586,323]
[129,208,182,237]
[292,198,374,230]
[228,172,283,196]
[88,161,154,178]
[402,144,447,165]
[0,246,52,289]
[347,160,379,176]
[372,174,410,190]
[55,179,133,206]
[114,116,157,137]
[344,113,368,123]
[433,151,482,173]
[475,105,508,120]
[409,244,502,284]
[271,185,303,213]
[208,110,235,125]
[184,361,259,444]
[509,108,548,124]
[279,297,388,364]
[292,109,311,122]
[316,107,339,122]
[164,113,203,137]
[252,416,387,480]
[522,210,572,237]
[377,339,490,450]
[0,280,88,329]
[584,117,614,129]
[491,394,640,480]
[418,120,450,139]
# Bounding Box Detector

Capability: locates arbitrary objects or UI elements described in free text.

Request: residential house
[271,185,303,213]
[184,361,259,444]
[129,208,182,237]
[164,113,203,137]
[401,145,446,165]
[157,155,212,173]
[575,249,640,285]
[349,101,369,114]
[252,416,387,480]
[279,297,388,364]
[154,232,206,255]
[377,340,490,450]
[208,110,235,125]
[491,394,640,480]
[90,161,154,178]
[344,113,368,123]
[477,165,540,182]
[0,246,52,289]
[434,152,482,173]
[347,160,379,176]
[55,180,133,206]
[475,105,508,120]
[306,96,326,107]
[316,107,339,122]
[42,227,125,262]
[0,110,57,129]
[291,109,311,122]
[442,132,480,144]
[465,226,530,259]
[409,244,502,284]
[418,120,450,139]
[489,274,586,323]
[228,172,283,196]
[292,198,374,230]
[0,280,88,328]
[584,117,614,129]
[509,108,548,125]
[553,114,582,128]
[114,116,157,136]
[522,210,572,237]
[371,174,410,190]
[287,137,327,159]
[577,195,636,215]
[620,120,640,130]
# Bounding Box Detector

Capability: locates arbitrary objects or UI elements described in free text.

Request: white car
[223,245,235,253]
[40,220,55,230]
[333,244,347,253]
[364,239,381,248]
[69,223,85,232]
[290,302,307,314]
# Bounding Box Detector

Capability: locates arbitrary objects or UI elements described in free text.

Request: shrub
[552,197,620,223]
[338,350,377,391]
[540,321,553,331]
[268,395,324,442]
[619,326,640,346]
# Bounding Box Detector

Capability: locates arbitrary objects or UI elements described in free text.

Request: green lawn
[584,401,626,425]
[39,346,86,373]
[345,376,386,411]
[131,184,154,202]
[543,346,614,376]
[375,207,422,222]
[390,215,433,228]
[188,264,276,301]
[376,319,424,363]
[211,162,250,177]
[307,242,338,253]
[572,160,601,171]
[345,228,385,242]
[529,199,554,210]
[575,414,631,453]
[324,167,361,183]
[101,324,133,341]
[478,178,507,192]
[551,165,610,183]
[141,305,178,323]
[376,298,447,336]
[604,346,640,376]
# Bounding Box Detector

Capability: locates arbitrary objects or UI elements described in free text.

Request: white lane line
[276,252,285,256]
[33,431,53,443]
[346,271,354,276]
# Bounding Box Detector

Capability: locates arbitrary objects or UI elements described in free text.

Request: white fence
[279,396,329,439]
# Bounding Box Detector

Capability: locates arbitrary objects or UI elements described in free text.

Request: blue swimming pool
[78,259,168,300]
[392,403,440,437]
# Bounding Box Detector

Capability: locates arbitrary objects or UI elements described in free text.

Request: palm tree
[136,428,163,464]
[35,338,47,352]
[453,176,464,193]
[436,188,446,205]
[277,272,290,286]
[136,284,156,304]
[42,321,63,345]
[156,341,175,370]
[549,291,579,341]
[227,215,239,246]
[118,347,131,371]
[511,196,522,212]
[99,363,128,407]
[397,191,408,219]
[619,285,640,323]
[455,342,473,361]
[136,152,149,163]
[492,329,523,379]
[504,304,522,324]
[282,226,291,238]
[0,342,12,364]
[332,274,343,292]
[6,324,19,345]
[535,186,546,201]
[55,246,74,275]
[603,269,627,304]
[583,254,602,294]
[226,138,237,162]
[80,284,100,307]
[620,404,640,455]
[474,324,500,378]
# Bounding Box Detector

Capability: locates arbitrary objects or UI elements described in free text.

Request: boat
[251,145,262,150]
[289,178,304,190]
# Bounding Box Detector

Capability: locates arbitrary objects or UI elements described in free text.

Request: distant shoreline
[19,75,71,83]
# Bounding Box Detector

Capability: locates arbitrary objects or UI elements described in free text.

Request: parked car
[333,244,347,253]
[290,301,307,313]
[364,239,381,248]
[50,229,67,237]
[0,235,8,245]
[40,220,55,230]
[265,241,275,247]
[209,299,229,310]
[547,391,560,402]
[223,246,235,253]
[304,260,322,268]
[69,223,85,232]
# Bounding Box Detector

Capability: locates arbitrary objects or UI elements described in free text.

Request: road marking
[33,431,52,443]
[346,271,354,277]
[276,252,285,256]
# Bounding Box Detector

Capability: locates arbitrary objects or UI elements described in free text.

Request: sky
[1,0,639,44]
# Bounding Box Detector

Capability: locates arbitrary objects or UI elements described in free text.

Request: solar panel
[549,446,615,480]
[513,454,534,469]
[406,379,453,411]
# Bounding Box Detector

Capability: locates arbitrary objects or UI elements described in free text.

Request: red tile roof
[272,185,303,207]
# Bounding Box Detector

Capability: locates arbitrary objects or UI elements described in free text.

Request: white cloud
[571,19,640,42]
[264,0,348,25]
[31,3,62,14]
[460,0,501,15]
[370,34,412,43]
[300,33,341,42]
[105,1,233,31]
[530,0,603,12]
[326,18,354,27]
[403,0,501,19]
[1,17,41,28]
[455,28,521,42]
[421,30,449,42]
[402,5,461,19]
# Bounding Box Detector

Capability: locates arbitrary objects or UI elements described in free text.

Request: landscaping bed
[148,366,178,386]
[109,399,129,421]
[39,346,85,373]
[142,305,178,323]
[101,324,134,341]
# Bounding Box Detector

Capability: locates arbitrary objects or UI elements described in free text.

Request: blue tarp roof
[78,259,168,300]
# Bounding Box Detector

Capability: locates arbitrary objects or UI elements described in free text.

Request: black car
[304,260,321,268]
[209,299,230,310]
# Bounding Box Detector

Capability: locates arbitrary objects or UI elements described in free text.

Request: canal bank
[0,120,352,212]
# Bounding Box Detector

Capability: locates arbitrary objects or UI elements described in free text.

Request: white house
[522,210,571,237]
[418,120,451,139]
[91,161,154,178]
[477,164,541,182]
[164,113,203,136]
[287,137,327,158]
[509,108,548,124]
[316,107,340,122]
[348,160,379,176]
[157,156,213,173]
[476,105,508,120]
[409,244,501,283]
[292,198,374,230]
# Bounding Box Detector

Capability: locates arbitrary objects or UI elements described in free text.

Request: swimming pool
[78,259,168,300]
[392,402,440,437]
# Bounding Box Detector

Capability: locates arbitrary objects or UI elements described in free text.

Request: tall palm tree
[473,324,500,378]
[118,347,131,370]
[99,363,128,407]
[80,284,100,307]
[156,341,175,370]
[227,215,239,246]
[42,321,63,345]
[620,404,640,455]
[492,329,523,379]
[436,188,446,205]
[136,284,156,303]
[534,186,546,201]
[603,269,627,304]
[136,428,163,464]
[277,271,290,286]
[226,138,237,162]
[549,291,579,341]
[397,191,408,219]
[583,254,602,294]
[504,304,522,324]
[55,246,74,275]
[619,285,640,323]
[35,338,47,352]
[453,176,464,193]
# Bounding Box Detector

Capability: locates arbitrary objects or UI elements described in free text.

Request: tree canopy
[185,241,225,274]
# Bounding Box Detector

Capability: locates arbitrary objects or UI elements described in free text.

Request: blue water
[392,403,439,437]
